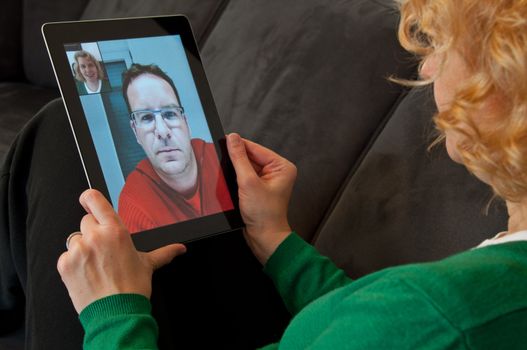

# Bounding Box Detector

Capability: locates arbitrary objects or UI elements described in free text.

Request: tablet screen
[43,16,243,250]
[63,35,235,234]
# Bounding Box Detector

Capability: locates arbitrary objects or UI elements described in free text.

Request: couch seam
[310,87,412,244]
[197,0,230,49]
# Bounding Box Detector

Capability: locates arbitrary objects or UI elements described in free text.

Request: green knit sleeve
[79,293,158,350]
[263,232,352,316]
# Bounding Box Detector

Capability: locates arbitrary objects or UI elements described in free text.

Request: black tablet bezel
[42,16,243,251]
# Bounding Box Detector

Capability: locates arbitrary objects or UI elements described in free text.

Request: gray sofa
[0,0,508,349]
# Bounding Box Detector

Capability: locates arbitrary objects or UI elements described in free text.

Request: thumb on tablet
[146,243,187,270]
[227,133,257,182]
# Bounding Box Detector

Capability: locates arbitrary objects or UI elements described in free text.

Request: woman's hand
[227,133,297,264]
[57,189,186,314]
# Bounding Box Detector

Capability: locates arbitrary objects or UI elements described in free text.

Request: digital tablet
[42,15,244,251]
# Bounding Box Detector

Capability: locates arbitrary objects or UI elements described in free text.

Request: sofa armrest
[0,0,24,81]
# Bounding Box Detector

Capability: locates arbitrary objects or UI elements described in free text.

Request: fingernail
[80,189,92,202]
[229,133,241,146]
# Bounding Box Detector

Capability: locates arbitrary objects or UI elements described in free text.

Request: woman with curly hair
[73,50,112,95]
[57,0,527,348]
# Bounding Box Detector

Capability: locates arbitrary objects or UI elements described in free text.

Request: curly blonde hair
[73,50,105,82]
[397,0,527,202]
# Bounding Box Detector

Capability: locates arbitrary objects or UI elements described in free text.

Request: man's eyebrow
[131,104,181,112]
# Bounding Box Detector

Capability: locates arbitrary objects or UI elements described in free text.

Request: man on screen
[118,63,234,233]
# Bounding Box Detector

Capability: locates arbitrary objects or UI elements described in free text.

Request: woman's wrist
[244,228,292,265]
[79,294,151,329]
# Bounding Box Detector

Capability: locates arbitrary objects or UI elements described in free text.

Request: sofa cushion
[202,0,417,241]
[22,0,90,87]
[0,0,24,81]
[314,87,508,278]
[22,0,228,88]
[80,0,229,47]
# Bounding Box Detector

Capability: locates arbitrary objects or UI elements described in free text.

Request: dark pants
[0,99,289,349]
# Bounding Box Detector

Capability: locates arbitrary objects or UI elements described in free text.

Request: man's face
[127,73,193,178]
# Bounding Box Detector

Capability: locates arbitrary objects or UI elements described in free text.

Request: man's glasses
[130,106,185,129]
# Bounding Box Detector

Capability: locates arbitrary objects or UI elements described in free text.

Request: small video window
[65,42,112,95]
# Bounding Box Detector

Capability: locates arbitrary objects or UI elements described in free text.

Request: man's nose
[154,114,171,139]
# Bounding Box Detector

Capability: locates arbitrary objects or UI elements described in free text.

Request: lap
[0,99,289,349]
[1,98,86,348]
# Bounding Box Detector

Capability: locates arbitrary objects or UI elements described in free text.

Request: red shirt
[118,139,234,233]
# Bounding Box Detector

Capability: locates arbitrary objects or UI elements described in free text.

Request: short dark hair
[121,63,182,112]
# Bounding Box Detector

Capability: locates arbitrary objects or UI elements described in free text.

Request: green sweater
[80,233,527,349]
